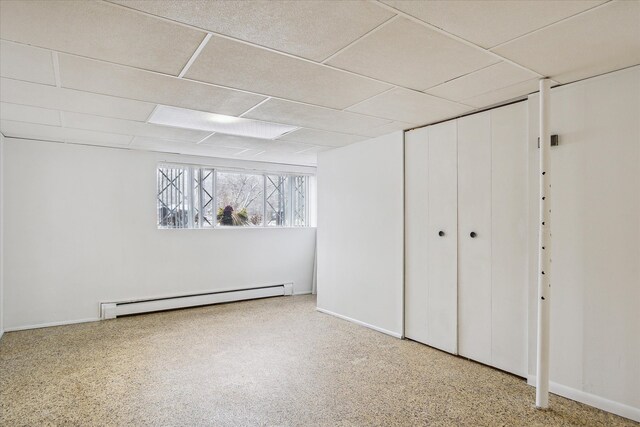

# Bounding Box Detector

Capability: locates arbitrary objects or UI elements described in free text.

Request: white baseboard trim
[527,375,640,422]
[316,307,402,339]
[4,317,101,332]
[0,329,4,341]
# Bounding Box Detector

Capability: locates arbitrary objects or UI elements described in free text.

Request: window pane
[216,172,264,226]
[157,166,192,228]
[291,176,307,227]
[193,168,214,228]
[265,175,287,226]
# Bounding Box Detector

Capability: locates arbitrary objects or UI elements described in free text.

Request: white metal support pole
[536,78,552,409]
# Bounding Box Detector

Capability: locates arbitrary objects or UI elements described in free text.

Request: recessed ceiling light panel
[148,105,298,140]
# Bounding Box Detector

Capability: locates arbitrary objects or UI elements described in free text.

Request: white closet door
[426,120,458,354]
[404,127,429,344]
[491,102,528,376]
[457,112,492,365]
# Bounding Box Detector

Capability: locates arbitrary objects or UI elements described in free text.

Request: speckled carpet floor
[0,295,636,426]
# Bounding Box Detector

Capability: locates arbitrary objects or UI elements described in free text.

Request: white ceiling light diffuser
[148,105,298,140]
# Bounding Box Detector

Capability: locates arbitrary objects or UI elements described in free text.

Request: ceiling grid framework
[0,0,638,166]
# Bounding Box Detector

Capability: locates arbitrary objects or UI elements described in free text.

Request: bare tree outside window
[216,172,264,226]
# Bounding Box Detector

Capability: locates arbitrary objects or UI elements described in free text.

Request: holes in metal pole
[541,271,545,275]
[541,296,545,300]
[542,172,546,175]
[542,196,546,200]
[542,221,545,225]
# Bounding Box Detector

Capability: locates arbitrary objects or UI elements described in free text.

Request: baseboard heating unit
[100,283,293,319]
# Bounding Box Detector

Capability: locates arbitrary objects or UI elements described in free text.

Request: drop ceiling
[0,0,638,166]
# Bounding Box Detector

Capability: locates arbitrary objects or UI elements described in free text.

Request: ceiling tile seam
[320,14,400,63]
[340,84,473,115]
[239,97,272,118]
[0,36,193,79]
[446,75,543,105]
[421,62,503,92]
[144,104,160,123]
[1,99,165,130]
[371,0,545,79]
[95,1,433,92]
[187,31,402,89]
[457,77,562,105]
[0,97,156,128]
[195,132,215,145]
[39,111,209,142]
[178,33,212,78]
[0,75,157,120]
[51,51,62,87]
[339,86,398,111]
[0,74,56,88]
[488,0,614,51]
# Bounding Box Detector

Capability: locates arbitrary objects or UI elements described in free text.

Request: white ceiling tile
[0,78,156,121]
[0,40,56,86]
[201,133,314,154]
[460,79,543,109]
[63,128,133,147]
[359,120,416,138]
[253,150,317,166]
[382,0,605,49]
[492,1,640,84]
[232,148,269,159]
[200,133,272,151]
[268,140,314,153]
[58,55,266,116]
[129,136,224,154]
[0,120,132,147]
[184,36,391,109]
[278,128,367,147]
[0,102,61,126]
[130,137,245,157]
[0,0,206,75]
[425,62,538,102]
[62,112,211,143]
[347,88,470,126]
[109,0,395,61]
[326,17,498,90]
[295,145,333,155]
[1,119,66,142]
[253,151,318,166]
[243,99,392,135]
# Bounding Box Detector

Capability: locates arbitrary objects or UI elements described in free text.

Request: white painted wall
[316,131,404,337]
[527,66,640,420]
[3,138,316,330]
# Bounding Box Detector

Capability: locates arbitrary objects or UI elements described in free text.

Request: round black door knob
[470,231,477,238]
[438,231,445,237]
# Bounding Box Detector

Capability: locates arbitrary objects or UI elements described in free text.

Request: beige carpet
[0,295,636,426]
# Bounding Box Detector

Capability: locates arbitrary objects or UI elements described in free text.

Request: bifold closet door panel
[457,112,493,365]
[426,120,458,354]
[404,127,429,344]
[490,102,528,376]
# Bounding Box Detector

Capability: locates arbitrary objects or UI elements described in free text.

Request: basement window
[157,164,309,229]
[216,172,265,226]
